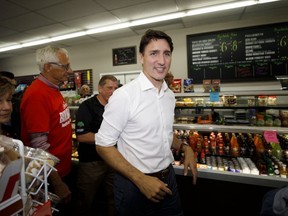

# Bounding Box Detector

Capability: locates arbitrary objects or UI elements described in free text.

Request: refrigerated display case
[173,90,288,188]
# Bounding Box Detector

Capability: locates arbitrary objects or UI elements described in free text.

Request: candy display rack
[24,149,59,215]
[0,139,26,216]
[0,138,60,215]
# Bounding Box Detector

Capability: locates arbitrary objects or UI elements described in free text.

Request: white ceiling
[0,0,288,59]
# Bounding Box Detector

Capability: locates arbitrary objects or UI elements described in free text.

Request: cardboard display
[0,149,22,203]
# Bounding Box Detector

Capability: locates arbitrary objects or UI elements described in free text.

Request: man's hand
[136,175,172,203]
[182,144,198,184]
[48,170,71,204]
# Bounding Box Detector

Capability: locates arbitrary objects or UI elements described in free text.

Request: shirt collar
[138,71,169,92]
[38,73,59,90]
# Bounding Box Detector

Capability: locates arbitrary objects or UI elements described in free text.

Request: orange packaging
[171,79,182,93]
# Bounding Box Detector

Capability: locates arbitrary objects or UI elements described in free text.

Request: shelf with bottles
[173,124,288,134]
[173,128,288,187]
[173,165,288,188]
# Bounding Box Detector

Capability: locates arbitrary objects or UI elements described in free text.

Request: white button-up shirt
[96,72,176,173]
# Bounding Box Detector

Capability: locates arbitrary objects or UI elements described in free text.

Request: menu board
[187,22,288,83]
[112,46,137,66]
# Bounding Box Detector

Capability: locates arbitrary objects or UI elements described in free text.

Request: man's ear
[44,63,51,72]
[139,53,144,65]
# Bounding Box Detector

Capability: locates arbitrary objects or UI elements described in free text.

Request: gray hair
[36,45,69,72]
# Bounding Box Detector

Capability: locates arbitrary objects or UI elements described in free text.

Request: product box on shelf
[183,78,194,93]
[203,79,211,93]
[0,148,22,203]
[171,79,182,93]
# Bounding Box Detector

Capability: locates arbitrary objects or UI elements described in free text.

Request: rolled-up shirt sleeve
[96,89,129,147]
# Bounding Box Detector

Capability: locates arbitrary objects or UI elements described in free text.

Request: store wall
[0,14,287,92]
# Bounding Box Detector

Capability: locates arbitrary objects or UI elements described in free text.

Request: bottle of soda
[280,163,287,178]
[230,133,240,157]
[210,133,217,155]
[203,136,210,155]
[223,133,231,156]
[247,133,256,159]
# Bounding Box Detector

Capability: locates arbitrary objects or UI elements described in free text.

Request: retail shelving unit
[173,165,288,188]
[173,90,288,188]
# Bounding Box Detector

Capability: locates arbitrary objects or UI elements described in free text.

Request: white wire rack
[0,139,27,216]
[0,138,60,215]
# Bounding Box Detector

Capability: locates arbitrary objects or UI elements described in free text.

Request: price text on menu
[187,22,288,83]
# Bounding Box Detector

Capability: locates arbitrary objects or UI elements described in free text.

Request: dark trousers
[114,165,184,216]
[76,161,116,216]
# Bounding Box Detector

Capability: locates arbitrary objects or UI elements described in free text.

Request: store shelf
[173,165,288,188]
[173,123,288,134]
[175,105,288,109]
[175,90,288,97]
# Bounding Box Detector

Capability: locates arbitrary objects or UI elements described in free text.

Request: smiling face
[140,38,172,89]
[0,92,12,124]
[0,78,13,124]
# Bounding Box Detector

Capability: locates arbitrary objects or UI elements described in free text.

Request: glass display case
[173,90,288,188]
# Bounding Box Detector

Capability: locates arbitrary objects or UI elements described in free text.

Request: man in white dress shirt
[96,29,197,216]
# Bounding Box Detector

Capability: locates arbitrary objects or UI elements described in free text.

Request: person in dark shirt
[75,75,118,216]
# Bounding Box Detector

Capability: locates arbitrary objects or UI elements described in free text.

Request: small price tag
[263,131,279,143]
[210,92,219,102]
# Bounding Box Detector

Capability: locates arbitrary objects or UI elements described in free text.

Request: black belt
[146,166,170,179]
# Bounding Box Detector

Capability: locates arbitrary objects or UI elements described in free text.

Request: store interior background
[0,0,287,92]
[0,1,288,215]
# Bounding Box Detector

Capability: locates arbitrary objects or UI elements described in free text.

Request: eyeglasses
[49,62,71,71]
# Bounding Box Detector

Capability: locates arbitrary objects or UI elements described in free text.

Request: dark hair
[0,71,15,80]
[0,77,15,97]
[99,75,118,87]
[139,29,174,54]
